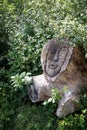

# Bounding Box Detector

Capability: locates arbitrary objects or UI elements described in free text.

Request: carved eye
[59,48,68,58]
[47,49,56,59]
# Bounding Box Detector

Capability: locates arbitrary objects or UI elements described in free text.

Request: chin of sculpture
[27,39,87,118]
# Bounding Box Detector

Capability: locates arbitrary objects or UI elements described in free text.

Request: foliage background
[0,0,87,129]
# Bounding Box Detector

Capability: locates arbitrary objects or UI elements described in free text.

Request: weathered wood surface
[27,39,87,118]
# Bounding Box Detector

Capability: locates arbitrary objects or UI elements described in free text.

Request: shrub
[1,0,87,130]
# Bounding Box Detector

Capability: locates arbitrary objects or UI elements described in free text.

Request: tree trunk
[27,39,87,118]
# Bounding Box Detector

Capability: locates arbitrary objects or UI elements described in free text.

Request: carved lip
[49,64,58,69]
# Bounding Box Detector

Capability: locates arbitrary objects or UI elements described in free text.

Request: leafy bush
[0,0,87,130]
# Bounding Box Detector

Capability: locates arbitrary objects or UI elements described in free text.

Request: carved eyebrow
[48,43,58,49]
[59,47,67,52]
[50,48,57,52]
[48,46,58,53]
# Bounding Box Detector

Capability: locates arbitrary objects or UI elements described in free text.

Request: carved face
[45,45,69,78]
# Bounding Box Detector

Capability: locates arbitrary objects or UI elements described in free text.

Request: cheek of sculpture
[58,48,68,67]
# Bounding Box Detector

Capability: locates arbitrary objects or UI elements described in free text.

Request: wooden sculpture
[27,39,87,118]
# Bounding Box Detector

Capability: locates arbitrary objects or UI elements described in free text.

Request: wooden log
[27,39,87,118]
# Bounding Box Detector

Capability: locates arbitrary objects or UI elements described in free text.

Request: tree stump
[27,39,87,118]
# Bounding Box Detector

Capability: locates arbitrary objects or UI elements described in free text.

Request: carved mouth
[49,64,58,69]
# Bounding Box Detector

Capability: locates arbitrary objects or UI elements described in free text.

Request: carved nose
[53,53,58,61]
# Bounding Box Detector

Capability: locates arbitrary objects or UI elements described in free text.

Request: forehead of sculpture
[41,39,57,63]
[47,39,58,49]
[41,39,68,60]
